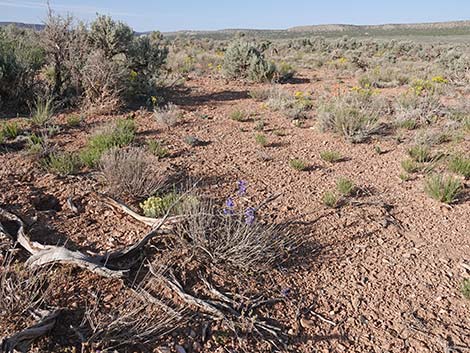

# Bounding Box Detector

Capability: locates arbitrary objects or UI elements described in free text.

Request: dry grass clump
[154,103,183,128]
[0,256,56,335]
[317,91,388,143]
[173,201,297,273]
[394,93,444,127]
[82,278,181,349]
[99,147,167,198]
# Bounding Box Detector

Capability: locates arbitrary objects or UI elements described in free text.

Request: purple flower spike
[237,180,247,196]
[224,197,235,215]
[280,288,291,297]
[244,207,256,225]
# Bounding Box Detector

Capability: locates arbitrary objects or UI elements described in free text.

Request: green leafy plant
[140,192,198,218]
[80,119,136,168]
[424,174,462,204]
[336,177,355,196]
[320,150,342,163]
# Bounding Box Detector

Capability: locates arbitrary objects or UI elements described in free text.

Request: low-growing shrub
[449,154,470,179]
[317,91,387,143]
[222,39,275,82]
[99,146,166,198]
[462,279,470,299]
[174,200,296,273]
[66,114,81,127]
[424,174,462,204]
[320,150,342,163]
[394,93,444,127]
[80,119,136,168]
[42,151,81,175]
[154,103,183,128]
[140,192,198,218]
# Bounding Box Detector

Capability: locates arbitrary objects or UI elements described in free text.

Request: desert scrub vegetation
[358,66,409,88]
[41,151,82,176]
[80,119,136,168]
[336,177,355,196]
[394,92,444,128]
[462,279,470,300]
[317,90,388,143]
[140,192,198,218]
[230,109,248,122]
[99,147,167,198]
[424,174,462,204]
[223,39,275,82]
[154,103,183,128]
[173,200,297,273]
[449,154,470,179]
[1,12,168,114]
[265,87,312,120]
[407,145,433,163]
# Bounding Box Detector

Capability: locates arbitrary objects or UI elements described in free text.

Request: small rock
[175,345,186,353]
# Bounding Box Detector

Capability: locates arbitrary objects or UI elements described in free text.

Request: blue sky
[0,0,468,32]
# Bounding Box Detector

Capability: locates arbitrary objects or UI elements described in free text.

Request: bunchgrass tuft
[320,150,342,163]
[424,174,462,204]
[1,121,20,139]
[408,145,432,163]
[461,279,470,299]
[230,109,247,122]
[322,191,338,208]
[449,154,470,179]
[31,97,54,127]
[401,159,421,173]
[42,151,82,176]
[255,133,268,147]
[147,139,169,159]
[336,177,355,196]
[289,158,308,171]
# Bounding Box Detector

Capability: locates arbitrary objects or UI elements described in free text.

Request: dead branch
[1,309,61,353]
[0,207,124,278]
[97,193,180,227]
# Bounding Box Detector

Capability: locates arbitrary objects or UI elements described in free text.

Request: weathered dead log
[0,309,61,353]
[0,207,124,278]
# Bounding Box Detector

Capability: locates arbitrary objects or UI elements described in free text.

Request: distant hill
[0,22,45,30]
[2,20,470,40]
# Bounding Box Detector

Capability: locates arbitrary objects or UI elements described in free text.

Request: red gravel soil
[0,68,469,353]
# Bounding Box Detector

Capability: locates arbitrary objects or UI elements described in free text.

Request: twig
[310,310,336,326]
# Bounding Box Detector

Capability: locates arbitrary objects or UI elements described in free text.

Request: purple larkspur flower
[244,207,256,225]
[237,180,247,196]
[224,197,235,215]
